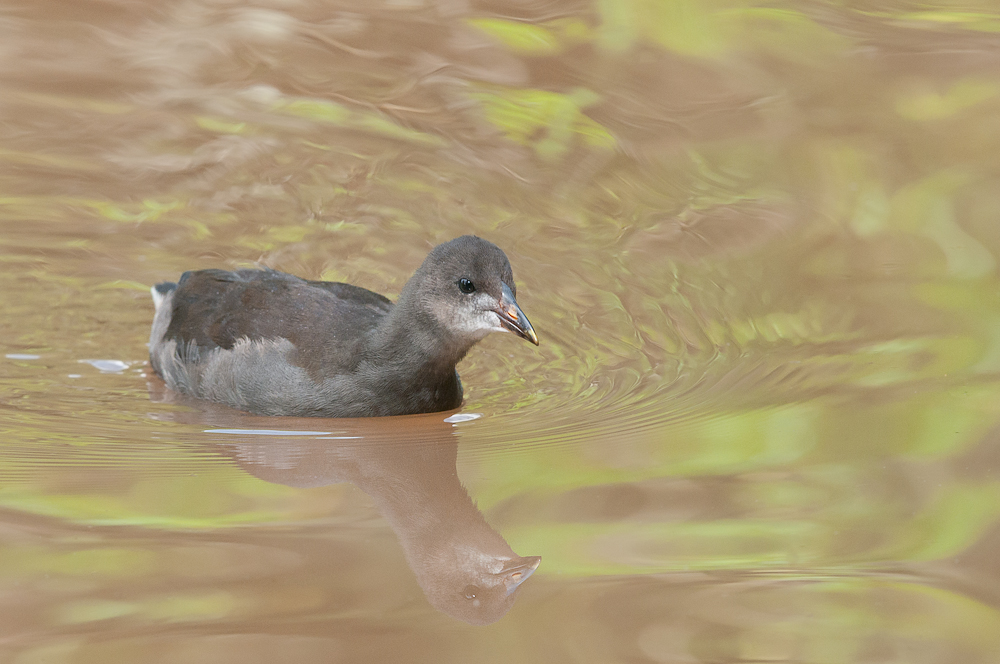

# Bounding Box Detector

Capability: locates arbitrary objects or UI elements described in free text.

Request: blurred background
[2,0,1000,661]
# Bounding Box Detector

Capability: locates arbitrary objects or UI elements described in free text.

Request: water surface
[3,1,1000,661]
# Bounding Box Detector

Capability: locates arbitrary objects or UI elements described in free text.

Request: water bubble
[79,359,130,373]
[444,413,482,423]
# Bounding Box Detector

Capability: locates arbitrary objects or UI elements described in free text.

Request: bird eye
[458,278,476,294]
[463,584,480,600]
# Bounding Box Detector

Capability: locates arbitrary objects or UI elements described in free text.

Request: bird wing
[164,269,393,363]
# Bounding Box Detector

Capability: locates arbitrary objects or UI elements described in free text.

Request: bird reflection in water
[148,378,540,625]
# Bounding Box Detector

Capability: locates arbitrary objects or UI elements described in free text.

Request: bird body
[149,236,537,417]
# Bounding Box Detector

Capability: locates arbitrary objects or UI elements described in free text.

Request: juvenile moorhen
[148,236,538,417]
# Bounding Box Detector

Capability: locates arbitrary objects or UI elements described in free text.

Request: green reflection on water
[0,547,156,578]
[277,98,445,147]
[467,85,615,160]
[466,19,564,56]
[0,471,321,529]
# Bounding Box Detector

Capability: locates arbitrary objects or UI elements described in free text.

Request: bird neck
[373,298,475,375]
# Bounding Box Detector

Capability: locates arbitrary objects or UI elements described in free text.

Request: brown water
[3,0,1000,661]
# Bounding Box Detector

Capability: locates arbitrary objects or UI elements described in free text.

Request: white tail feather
[151,286,166,311]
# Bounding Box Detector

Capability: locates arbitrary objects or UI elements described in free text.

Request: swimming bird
[148,236,538,417]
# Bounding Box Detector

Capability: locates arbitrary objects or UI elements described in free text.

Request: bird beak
[496,283,539,346]
[501,556,541,595]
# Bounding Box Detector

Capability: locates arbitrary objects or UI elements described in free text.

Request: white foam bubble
[80,359,130,372]
[444,413,482,423]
